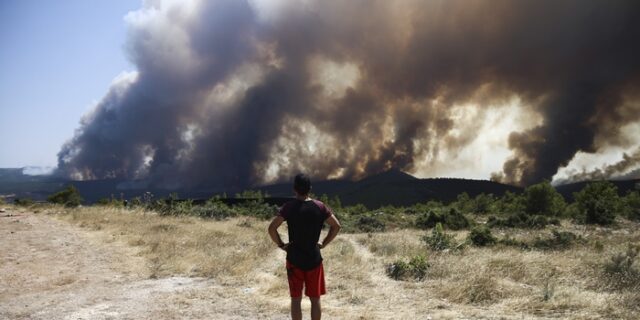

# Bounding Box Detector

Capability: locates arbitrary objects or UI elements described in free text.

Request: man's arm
[268,215,288,251]
[319,215,341,249]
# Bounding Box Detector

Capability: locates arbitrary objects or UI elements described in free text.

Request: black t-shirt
[279,199,333,271]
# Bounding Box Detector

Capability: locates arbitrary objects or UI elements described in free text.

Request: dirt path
[0,208,288,320]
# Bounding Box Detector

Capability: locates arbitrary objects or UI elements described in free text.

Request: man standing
[268,174,341,320]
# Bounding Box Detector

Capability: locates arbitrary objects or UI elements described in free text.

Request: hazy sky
[0,0,139,168]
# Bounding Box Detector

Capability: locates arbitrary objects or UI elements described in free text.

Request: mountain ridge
[1,167,638,208]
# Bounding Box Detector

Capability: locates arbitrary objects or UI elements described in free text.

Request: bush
[604,244,640,290]
[523,181,565,216]
[487,212,556,229]
[355,215,386,232]
[96,196,124,207]
[235,189,269,200]
[623,191,640,221]
[386,255,430,281]
[47,185,83,207]
[343,204,368,216]
[574,181,621,225]
[415,208,470,230]
[191,199,236,220]
[453,192,474,213]
[422,223,462,251]
[234,201,277,220]
[472,193,495,214]
[415,210,444,229]
[14,197,34,206]
[532,230,579,250]
[468,226,496,247]
[129,197,143,207]
[494,191,525,215]
[497,235,528,249]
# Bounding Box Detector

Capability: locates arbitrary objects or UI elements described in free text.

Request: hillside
[3,167,639,208]
[259,169,522,208]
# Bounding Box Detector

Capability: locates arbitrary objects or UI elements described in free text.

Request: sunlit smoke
[56,0,640,188]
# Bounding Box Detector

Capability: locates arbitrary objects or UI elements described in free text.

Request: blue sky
[0,0,140,168]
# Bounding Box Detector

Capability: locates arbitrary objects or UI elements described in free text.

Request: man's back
[267,173,341,320]
[280,199,332,270]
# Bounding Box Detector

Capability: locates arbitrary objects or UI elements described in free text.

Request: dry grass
[37,205,640,319]
[47,206,273,281]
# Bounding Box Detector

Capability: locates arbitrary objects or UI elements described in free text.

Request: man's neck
[295,194,311,201]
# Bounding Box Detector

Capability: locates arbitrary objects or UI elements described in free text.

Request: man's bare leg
[291,297,302,320]
[310,297,321,320]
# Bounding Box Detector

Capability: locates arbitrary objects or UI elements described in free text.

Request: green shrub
[604,244,640,290]
[497,230,578,251]
[191,199,236,220]
[234,201,277,219]
[487,212,553,229]
[623,191,640,221]
[386,260,410,280]
[386,255,430,281]
[468,226,496,247]
[472,193,495,214]
[422,223,462,251]
[574,181,621,225]
[355,215,386,232]
[532,230,579,250]
[14,197,34,206]
[129,197,143,207]
[343,204,368,216]
[415,210,443,229]
[494,191,525,216]
[96,196,124,207]
[453,192,474,214]
[47,185,83,207]
[235,189,269,200]
[497,235,528,249]
[523,181,566,216]
[415,208,470,230]
[445,208,471,230]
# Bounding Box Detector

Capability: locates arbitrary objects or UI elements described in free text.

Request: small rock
[242,287,255,294]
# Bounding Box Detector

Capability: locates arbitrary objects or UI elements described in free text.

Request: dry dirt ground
[1,206,635,319]
[0,208,289,320]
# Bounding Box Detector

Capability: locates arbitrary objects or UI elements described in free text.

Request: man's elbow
[267,221,277,234]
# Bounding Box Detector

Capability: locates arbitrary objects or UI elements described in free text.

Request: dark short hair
[293,173,311,195]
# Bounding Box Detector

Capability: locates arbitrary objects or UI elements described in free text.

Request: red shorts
[286,261,326,298]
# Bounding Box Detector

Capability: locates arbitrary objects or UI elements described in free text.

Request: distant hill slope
[260,169,522,208]
[3,167,638,208]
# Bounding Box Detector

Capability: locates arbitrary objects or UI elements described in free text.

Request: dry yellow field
[1,205,639,319]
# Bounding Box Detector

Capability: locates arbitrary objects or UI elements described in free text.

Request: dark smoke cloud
[57,0,640,188]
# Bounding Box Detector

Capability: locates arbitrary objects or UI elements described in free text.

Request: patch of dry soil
[0,208,288,320]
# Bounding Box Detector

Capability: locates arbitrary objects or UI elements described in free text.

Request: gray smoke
[57,0,640,188]
[556,148,640,183]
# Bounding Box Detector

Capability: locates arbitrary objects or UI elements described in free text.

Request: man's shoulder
[310,199,326,209]
[310,199,333,217]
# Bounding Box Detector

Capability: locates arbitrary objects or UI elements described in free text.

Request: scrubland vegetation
[12,180,640,318]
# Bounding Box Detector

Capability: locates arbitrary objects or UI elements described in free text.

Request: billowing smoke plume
[57,0,640,188]
[556,148,640,183]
